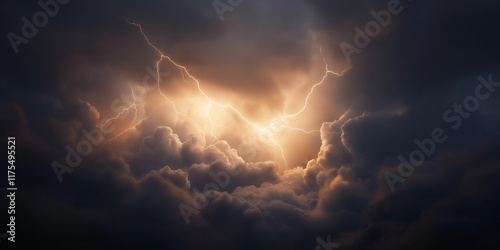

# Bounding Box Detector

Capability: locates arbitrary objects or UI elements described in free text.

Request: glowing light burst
[105,20,350,167]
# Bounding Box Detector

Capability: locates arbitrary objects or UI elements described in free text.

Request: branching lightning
[105,20,349,166]
[100,83,139,130]
[107,118,147,143]
[100,83,148,143]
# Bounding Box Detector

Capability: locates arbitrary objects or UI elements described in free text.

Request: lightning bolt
[99,82,147,143]
[100,83,139,131]
[106,20,349,167]
[263,54,350,131]
[126,21,184,117]
[106,118,147,143]
[276,125,320,134]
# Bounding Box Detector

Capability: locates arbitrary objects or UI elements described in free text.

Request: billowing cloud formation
[1,0,500,249]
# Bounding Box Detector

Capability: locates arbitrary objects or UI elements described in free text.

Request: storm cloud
[1,0,500,249]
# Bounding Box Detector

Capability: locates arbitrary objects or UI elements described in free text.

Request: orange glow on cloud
[101,21,350,171]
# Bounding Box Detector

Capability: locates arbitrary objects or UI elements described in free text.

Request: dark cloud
[1,0,500,249]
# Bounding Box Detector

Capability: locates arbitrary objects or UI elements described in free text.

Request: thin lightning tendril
[100,83,145,143]
[107,118,147,143]
[100,83,138,130]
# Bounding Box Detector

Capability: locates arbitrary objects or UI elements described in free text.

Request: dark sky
[1,0,500,249]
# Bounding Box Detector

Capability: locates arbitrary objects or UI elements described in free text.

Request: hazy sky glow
[1,0,500,249]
